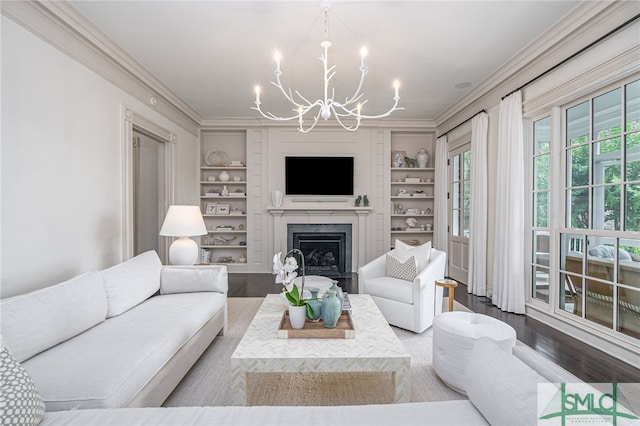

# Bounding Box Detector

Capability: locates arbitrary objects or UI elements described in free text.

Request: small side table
[436,278,459,312]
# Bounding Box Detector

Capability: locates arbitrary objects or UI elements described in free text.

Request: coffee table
[230,294,410,405]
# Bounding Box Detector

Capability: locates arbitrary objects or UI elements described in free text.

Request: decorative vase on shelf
[416,149,429,168]
[272,189,283,207]
[306,288,323,321]
[329,280,344,310]
[288,305,307,329]
[218,170,230,182]
[322,290,341,329]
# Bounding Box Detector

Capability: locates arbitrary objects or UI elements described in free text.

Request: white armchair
[358,248,446,333]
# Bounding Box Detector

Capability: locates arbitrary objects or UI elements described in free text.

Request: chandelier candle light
[252,1,403,133]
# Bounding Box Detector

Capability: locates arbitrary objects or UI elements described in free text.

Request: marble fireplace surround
[268,207,372,273]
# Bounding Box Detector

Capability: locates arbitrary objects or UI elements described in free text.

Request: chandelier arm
[251,100,321,122]
[354,99,404,119]
[331,105,360,132]
[293,90,316,107]
[270,80,299,106]
[341,67,368,107]
[298,109,323,133]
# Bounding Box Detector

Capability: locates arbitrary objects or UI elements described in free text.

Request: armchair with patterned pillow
[358,240,446,333]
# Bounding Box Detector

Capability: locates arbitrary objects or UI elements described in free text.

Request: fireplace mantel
[268,207,372,269]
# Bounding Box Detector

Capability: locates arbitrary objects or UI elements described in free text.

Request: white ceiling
[69,1,581,122]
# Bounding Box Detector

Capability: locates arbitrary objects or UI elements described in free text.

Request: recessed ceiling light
[454,82,472,89]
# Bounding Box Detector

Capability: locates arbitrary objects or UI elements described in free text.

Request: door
[448,144,470,283]
[132,130,164,257]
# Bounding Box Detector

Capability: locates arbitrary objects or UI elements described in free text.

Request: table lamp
[159,205,207,265]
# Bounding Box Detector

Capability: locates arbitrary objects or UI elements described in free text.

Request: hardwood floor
[229,272,640,383]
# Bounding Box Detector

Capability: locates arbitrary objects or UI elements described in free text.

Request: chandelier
[252,2,403,133]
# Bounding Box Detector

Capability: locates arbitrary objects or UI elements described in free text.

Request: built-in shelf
[391,196,434,200]
[200,130,248,267]
[391,214,433,217]
[391,230,434,234]
[391,182,433,185]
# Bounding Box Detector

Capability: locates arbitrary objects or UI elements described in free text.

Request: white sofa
[0,250,228,412]
[32,338,586,425]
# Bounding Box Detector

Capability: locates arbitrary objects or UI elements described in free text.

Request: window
[451,149,471,238]
[558,79,640,340]
[532,116,551,303]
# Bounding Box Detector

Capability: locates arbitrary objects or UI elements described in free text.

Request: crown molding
[200,117,436,131]
[1,0,202,136]
[435,1,638,135]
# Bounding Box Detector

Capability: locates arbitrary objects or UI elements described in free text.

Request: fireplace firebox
[287,224,352,278]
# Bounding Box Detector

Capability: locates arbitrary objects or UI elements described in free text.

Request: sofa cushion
[394,239,432,272]
[365,276,413,304]
[23,292,226,411]
[161,265,228,295]
[385,254,417,282]
[465,337,547,426]
[101,251,162,318]
[0,345,45,425]
[1,272,107,363]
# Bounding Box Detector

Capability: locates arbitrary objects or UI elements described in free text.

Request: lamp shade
[159,205,207,237]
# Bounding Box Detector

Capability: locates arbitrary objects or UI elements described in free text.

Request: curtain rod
[439,110,487,138]
[502,13,640,101]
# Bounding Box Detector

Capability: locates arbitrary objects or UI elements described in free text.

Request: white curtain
[492,91,526,313]
[434,135,448,255]
[468,112,488,296]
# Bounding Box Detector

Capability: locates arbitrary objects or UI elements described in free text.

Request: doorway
[123,107,175,264]
[447,144,470,283]
[133,130,163,257]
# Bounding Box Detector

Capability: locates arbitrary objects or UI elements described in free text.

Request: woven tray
[277,310,355,339]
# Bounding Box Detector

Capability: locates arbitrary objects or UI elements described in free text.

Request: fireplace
[287,224,352,278]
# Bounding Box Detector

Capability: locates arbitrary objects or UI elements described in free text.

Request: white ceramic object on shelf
[272,189,283,207]
[204,150,228,166]
[218,170,230,182]
[416,149,429,168]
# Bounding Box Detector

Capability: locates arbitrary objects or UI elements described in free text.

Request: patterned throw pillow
[0,346,45,425]
[385,253,418,281]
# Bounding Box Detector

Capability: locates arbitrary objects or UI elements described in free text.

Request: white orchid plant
[273,249,314,318]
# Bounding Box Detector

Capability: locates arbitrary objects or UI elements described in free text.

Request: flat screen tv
[285,156,354,196]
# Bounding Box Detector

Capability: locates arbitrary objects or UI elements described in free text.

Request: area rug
[163,297,467,407]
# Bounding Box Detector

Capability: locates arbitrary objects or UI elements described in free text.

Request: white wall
[0,16,198,298]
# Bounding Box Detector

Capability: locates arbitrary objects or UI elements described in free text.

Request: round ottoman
[432,312,516,394]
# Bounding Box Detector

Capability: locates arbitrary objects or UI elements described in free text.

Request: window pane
[568,145,589,187]
[618,287,640,339]
[560,273,582,316]
[561,233,585,269]
[452,209,460,237]
[453,182,460,209]
[592,185,621,231]
[586,236,615,281]
[534,116,551,154]
[534,230,550,266]
[585,281,613,329]
[463,150,471,181]
[463,208,470,238]
[535,154,549,190]
[453,155,460,183]
[567,188,589,228]
[463,180,470,210]
[593,88,621,139]
[619,238,640,289]
[535,191,549,227]
[533,266,549,303]
[627,133,640,181]
[567,101,590,146]
[594,137,621,184]
[625,183,640,231]
[626,80,640,132]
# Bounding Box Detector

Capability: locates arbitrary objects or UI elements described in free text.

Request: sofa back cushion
[101,250,162,318]
[0,272,107,362]
[465,337,547,426]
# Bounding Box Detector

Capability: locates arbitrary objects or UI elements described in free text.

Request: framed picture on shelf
[205,202,217,215]
[216,204,230,215]
[391,150,406,168]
